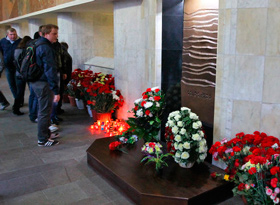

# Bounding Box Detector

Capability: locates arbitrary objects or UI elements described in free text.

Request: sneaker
[38,139,59,146]
[30,118,38,123]
[0,103,10,110]
[49,125,59,133]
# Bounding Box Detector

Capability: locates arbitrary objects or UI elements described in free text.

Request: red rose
[271,178,278,188]
[248,167,257,175]
[143,95,148,99]
[155,88,160,93]
[146,88,152,92]
[232,146,241,152]
[154,96,161,101]
[109,141,122,151]
[238,183,245,191]
[270,167,280,175]
[145,110,150,115]
[134,106,139,111]
[141,101,146,107]
[234,159,240,167]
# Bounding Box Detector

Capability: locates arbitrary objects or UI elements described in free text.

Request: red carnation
[232,146,241,152]
[146,88,152,92]
[154,96,161,101]
[145,110,151,116]
[270,166,280,175]
[210,172,218,179]
[271,178,278,188]
[141,101,146,107]
[155,88,160,93]
[143,95,148,99]
[134,106,139,111]
[238,183,245,191]
[248,167,257,175]
[109,141,122,151]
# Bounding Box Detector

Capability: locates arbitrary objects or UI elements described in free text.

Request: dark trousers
[28,83,38,121]
[5,68,17,98]
[0,90,9,105]
[31,81,53,142]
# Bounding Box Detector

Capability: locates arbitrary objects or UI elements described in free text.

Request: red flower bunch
[209,131,280,204]
[85,73,124,113]
[126,87,165,142]
[67,69,94,100]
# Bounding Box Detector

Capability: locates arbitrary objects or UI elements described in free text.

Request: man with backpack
[29,24,60,147]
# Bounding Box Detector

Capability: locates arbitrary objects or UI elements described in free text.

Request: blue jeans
[28,83,38,121]
[5,68,17,98]
[30,81,53,142]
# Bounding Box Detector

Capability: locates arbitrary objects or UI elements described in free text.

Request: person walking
[0,28,23,115]
[30,24,60,146]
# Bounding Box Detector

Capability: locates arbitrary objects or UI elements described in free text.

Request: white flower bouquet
[164,107,207,167]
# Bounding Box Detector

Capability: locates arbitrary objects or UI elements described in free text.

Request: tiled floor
[0,74,243,205]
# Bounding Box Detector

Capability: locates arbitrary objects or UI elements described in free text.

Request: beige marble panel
[263,57,280,103]
[261,104,280,137]
[236,8,267,55]
[219,0,226,9]
[237,0,268,8]
[266,8,280,56]
[214,97,234,142]
[225,9,237,55]
[268,0,280,7]
[231,100,261,134]
[234,55,264,101]
[216,55,236,99]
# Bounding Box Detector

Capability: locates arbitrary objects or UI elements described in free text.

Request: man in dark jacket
[0,50,10,110]
[30,24,60,147]
[0,28,22,115]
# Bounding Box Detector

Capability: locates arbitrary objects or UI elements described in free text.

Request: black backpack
[20,40,47,82]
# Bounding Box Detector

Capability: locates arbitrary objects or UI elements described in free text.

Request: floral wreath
[165,107,207,166]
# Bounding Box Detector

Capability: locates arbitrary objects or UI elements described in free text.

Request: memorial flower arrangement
[126,87,165,142]
[86,73,124,113]
[209,131,280,204]
[165,107,207,168]
[141,142,172,172]
[67,68,94,100]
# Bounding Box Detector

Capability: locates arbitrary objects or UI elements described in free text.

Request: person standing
[0,50,10,110]
[0,28,23,115]
[30,24,60,146]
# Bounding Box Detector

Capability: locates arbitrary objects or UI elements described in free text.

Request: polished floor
[0,74,242,205]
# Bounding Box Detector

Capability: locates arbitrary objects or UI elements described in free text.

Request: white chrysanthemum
[169,112,176,117]
[134,98,142,104]
[183,141,191,149]
[151,86,160,91]
[173,111,180,115]
[181,152,190,159]
[178,143,184,151]
[180,128,186,135]
[189,112,198,120]
[192,122,202,129]
[199,153,207,160]
[172,126,179,134]
[192,133,201,141]
[242,146,251,155]
[144,102,153,109]
[175,135,182,142]
[199,130,204,137]
[156,102,160,107]
[174,115,181,121]
[149,113,153,117]
[199,145,207,153]
[177,121,183,127]
[181,107,191,112]
[174,142,179,150]
[136,109,143,117]
[168,120,175,127]
[175,152,181,158]
[175,158,180,163]
[112,91,120,100]
[199,139,206,147]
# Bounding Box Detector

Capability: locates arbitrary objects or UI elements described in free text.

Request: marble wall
[114,0,162,119]
[214,0,280,159]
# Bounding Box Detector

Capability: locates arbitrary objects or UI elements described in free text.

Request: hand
[53,95,60,103]
[63,74,67,80]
